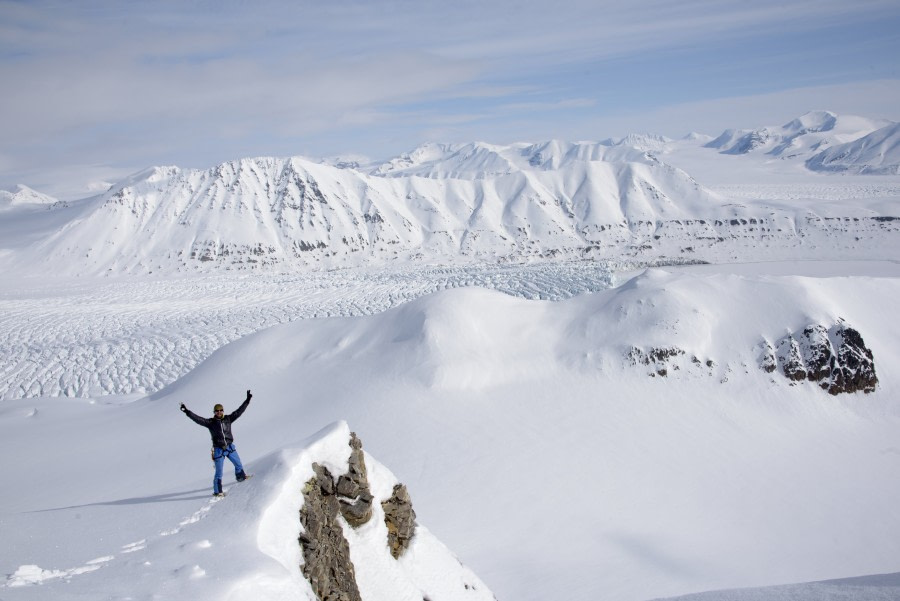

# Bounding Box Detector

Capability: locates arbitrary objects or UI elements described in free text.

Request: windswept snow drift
[3,268,899,601]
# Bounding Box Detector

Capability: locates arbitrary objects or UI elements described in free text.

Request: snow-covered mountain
[2,149,728,276]
[704,110,892,159]
[806,121,900,175]
[369,139,664,177]
[0,184,58,209]
[3,112,899,277]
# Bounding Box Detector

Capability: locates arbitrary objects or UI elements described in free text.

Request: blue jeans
[212,444,245,493]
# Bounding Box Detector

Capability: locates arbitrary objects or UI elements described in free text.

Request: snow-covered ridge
[0,184,58,209]
[806,121,900,175]
[2,419,494,600]
[704,110,893,159]
[155,269,893,398]
[3,149,726,276]
[1,111,897,277]
[0,263,621,401]
[368,139,656,178]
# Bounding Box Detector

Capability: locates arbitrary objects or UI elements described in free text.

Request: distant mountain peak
[682,132,712,142]
[706,110,891,158]
[783,110,839,132]
[806,121,900,174]
[618,132,672,149]
[0,184,58,207]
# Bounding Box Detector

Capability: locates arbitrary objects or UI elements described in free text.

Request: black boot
[236,470,247,482]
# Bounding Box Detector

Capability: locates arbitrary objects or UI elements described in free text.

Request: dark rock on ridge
[769,322,877,394]
[382,484,417,559]
[299,463,362,601]
[337,433,375,527]
[298,432,418,601]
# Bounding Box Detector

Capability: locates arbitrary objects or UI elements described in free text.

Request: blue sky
[2,0,899,198]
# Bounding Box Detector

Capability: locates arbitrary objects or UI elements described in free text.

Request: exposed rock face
[299,463,362,601]
[768,322,877,394]
[382,484,417,559]
[337,433,375,527]
[625,346,715,378]
[298,433,418,601]
[831,326,879,394]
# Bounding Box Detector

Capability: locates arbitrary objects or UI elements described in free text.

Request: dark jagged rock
[801,325,833,382]
[768,322,877,394]
[298,433,419,601]
[777,337,808,382]
[759,341,777,373]
[299,464,362,601]
[382,484,417,559]
[626,346,688,377]
[338,432,374,527]
[831,325,878,394]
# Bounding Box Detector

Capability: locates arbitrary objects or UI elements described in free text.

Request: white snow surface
[703,111,892,159]
[3,111,899,279]
[0,184,58,208]
[0,147,723,276]
[0,418,492,600]
[2,264,900,600]
[806,122,900,175]
[2,110,900,600]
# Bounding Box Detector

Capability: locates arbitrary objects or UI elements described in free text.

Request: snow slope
[2,112,897,278]
[656,571,900,601]
[2,109,900,601]
[0,184,58,209]
[2,268,899,600]
[703,111,891,159]
[1,148,724,276]
[806,122,900,175]
[0,263,619,401]
[1,418,493,600]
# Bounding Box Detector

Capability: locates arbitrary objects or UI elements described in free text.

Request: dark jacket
[184,398,250,449]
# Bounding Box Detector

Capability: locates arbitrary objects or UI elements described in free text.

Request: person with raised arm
[181,390,252,497]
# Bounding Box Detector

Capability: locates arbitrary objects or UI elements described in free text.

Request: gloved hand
[180,403,187,413]
[245,390,252,402]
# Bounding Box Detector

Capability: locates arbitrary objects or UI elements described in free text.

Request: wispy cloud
[1,0,899,198]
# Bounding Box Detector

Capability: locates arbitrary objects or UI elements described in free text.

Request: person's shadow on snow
[28,487,211,511]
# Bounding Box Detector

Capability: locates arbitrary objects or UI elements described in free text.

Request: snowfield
[0,262,618,400]
[2,112,900,600]
[2,265,900,601]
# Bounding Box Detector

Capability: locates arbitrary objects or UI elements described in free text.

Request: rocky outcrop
[336,433,375,527]
[382,484,417,559]
[626,346,685,377]
[765,322,877,394]
[299,463,362,601]
[625,346,715,378]
[298,433,418,601]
